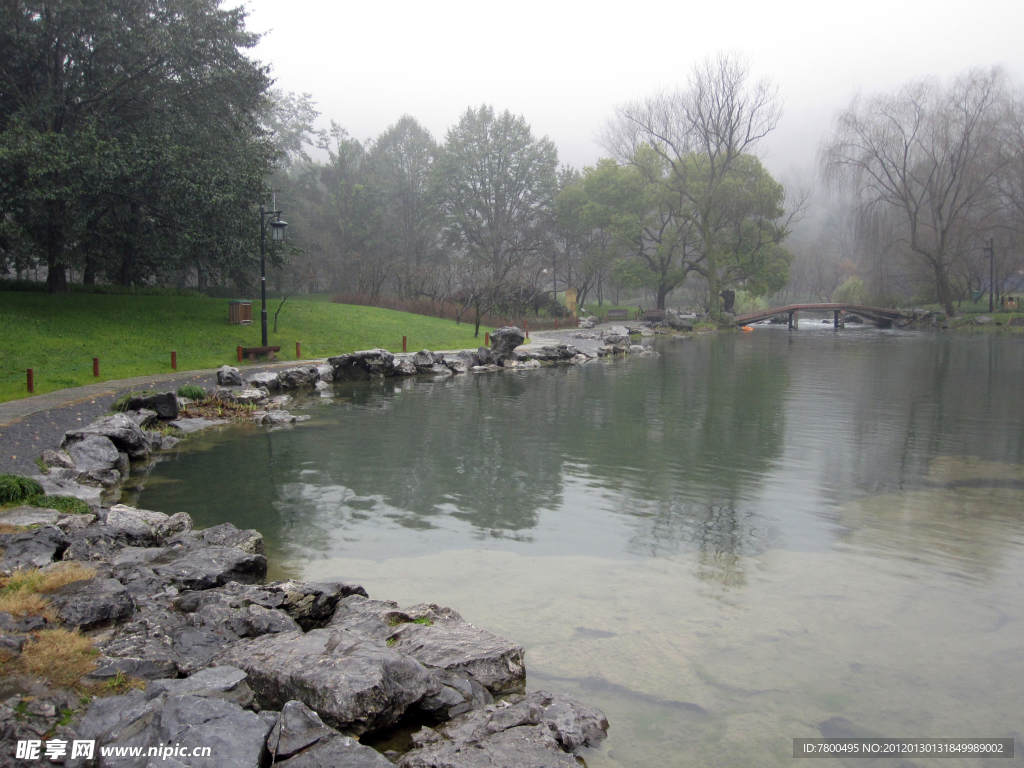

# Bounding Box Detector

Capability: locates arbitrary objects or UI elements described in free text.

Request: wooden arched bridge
[733,303,903,329]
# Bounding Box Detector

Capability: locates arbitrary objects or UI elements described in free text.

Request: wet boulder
[217,365,243,386]
[173,585,301,639]
[489,327,525,364]
[145,666,255,708]
[66,435,128,487]
[92,608,187,680]
[399,691,609,768]
[329,596,525,695]
[277,734,394,767]
[62,413,152,460]
[0,526,68,574]
[40,449,75,470]
[47,577,135,631]
[170,522,265,555]
[476,346,493,365]
[217,627,438,735]
[150,545,268,591]
[69,690,277,768]
[0,506,61,527]
[126,392,179,420]
[267,699,335,760]
[246,371,281,392]
[329,349,396,380]
[278,366,319,390]
[412,349,442,372]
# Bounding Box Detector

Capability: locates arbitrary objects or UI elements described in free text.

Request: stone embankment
[0,326,629,766]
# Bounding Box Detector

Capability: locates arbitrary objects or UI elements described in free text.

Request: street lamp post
[259,203,288,347]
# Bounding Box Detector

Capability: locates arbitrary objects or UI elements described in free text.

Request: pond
[126,325,1024,767]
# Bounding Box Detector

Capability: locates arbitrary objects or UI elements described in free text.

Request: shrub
[176,384,207,401]
[30,495,91,515]
[0,474,44,504]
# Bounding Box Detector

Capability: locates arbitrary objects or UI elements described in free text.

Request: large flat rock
[330,596,525,695]
[217,627,437,735]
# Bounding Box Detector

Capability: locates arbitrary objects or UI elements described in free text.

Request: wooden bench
[239,345,281,361]
[640,309,665,323]
[606,309,630,321]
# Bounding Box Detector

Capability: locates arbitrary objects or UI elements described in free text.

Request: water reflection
[129,328,1024,767]
[132,330,1024,578]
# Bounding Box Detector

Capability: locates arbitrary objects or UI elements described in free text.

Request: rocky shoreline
[0,327,643,766]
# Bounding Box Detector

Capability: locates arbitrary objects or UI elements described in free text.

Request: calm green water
[129,326,1024,767]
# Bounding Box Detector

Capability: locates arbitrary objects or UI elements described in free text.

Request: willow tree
[819,68,1008,317]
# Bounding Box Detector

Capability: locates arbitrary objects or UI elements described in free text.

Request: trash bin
[972,290,984,302]
[229,300,253,324]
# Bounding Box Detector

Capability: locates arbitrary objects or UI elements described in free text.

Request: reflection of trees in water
[623,497,780,588]
[814,335,1024,503]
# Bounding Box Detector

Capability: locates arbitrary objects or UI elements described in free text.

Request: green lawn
[0,293,491,402]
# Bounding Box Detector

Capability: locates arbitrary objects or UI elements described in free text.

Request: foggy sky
[243,0,1024,178]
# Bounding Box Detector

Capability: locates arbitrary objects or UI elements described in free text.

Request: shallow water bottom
[293,538,1024,768]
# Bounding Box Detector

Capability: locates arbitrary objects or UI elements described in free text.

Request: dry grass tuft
[0,563,96,621]
[0,524,25,534]
[0,591,52,620]
[19,629,98,688]
[1,562,96,595]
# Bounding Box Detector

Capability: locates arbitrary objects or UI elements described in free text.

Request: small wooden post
[171,351,177,370]
[524,321,529,339]
[26,369,33,394]
[237,345,242,363]
[555,318,559,330]
[93,357,99,377]
[402,335,407,352]
[484,332,490,347]
[296,341,302,359]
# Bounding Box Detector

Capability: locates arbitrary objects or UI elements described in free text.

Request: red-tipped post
[93,357,99,377]
[171,351,177,370]
[296,341,302,359]
[402,335,407,352]
[26,369,33,394]
[484,332,490,347]
[237,345,243,363]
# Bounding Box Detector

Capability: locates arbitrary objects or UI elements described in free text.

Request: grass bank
[0,293,492,402]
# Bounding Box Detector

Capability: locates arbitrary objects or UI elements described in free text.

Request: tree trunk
[46,263,68,293]
[83,255,96,285]
[933,261,956,318]
[657,284,670,310]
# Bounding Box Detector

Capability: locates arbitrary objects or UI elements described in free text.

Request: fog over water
[243,0,1024,173]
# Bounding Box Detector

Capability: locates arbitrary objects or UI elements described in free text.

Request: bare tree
[819,68,1009,316]
[601,53,786,316]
